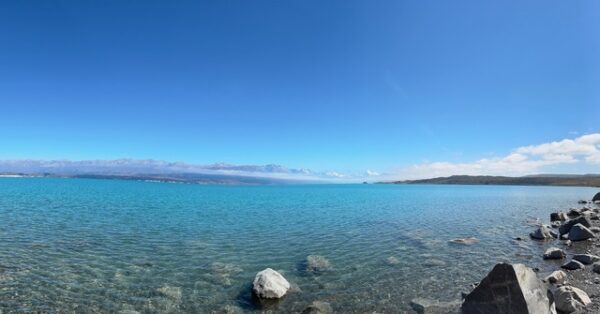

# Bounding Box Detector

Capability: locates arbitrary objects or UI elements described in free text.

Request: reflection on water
[0,178,595,313]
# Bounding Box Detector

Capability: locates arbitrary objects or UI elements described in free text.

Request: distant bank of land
[384,175,600,187]
[0,172,303,185]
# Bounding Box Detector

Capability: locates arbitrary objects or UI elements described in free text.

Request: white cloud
[3,133,599,183]
[324,171,347,178]
[392,133,600,180]
[366,170,380,176]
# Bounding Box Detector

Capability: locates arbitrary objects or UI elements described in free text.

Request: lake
[0,178,595,313]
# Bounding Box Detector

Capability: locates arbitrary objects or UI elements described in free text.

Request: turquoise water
[0,178,596,313]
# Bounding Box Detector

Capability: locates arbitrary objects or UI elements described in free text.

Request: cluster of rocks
[460,193,600,313]
[461,263,593,313]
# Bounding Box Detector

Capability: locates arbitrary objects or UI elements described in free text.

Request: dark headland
[384,174,600,188]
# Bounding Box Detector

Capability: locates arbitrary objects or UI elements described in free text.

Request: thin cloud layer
[0,159,307,179]
[0,159,347,182]
[1,133,599,183]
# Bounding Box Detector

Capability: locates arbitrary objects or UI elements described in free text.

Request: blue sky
[0,1,599,180]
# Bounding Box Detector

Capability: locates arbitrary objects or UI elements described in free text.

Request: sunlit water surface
[0,178,596,313]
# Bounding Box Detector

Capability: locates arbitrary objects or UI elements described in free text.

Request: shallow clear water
[0,178,596,313]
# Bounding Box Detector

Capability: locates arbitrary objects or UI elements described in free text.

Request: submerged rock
[543,247,566,260]
[302,301,333,314]
[209,262,243,286]
[214,305,244,314]
[544,270,567,285]
[449,237,479,245]
[157,285,182,302]
[554,286,591,313]
[385,256,400,265]
[305,255,332,272]
[423,259,447,267]
[530,225,556,240]
[568,223,595,241]
[252,268,290,299]
[410,298,461,314]
[573,254,600,265]
[461,263,555,314]
[562,260,585,270]
[559,216,592,235]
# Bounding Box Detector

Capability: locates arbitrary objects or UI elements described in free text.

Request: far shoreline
[2,174,600,190]
[379,174,600,188]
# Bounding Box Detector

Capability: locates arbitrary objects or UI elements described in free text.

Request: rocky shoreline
[538,193,600,313]
[247,192,600,313]
[458,192,600,313]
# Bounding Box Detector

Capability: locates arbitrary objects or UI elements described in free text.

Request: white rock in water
[544,270,567,285]
[554,286,591,313]
[252,268,290,299]
[568,223,595,241]
[461,263,556,314]
[543,247,566,260]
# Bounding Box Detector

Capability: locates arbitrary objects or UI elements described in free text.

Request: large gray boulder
[554,286,591,313]
[568,223,595,241]
[252,268,290,299]
[559,216,592,235]
[461,263,556,314]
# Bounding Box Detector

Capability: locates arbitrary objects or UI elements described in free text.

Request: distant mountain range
[0,172,313,185]
[0,159,321,185]
[387,175,600,187]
